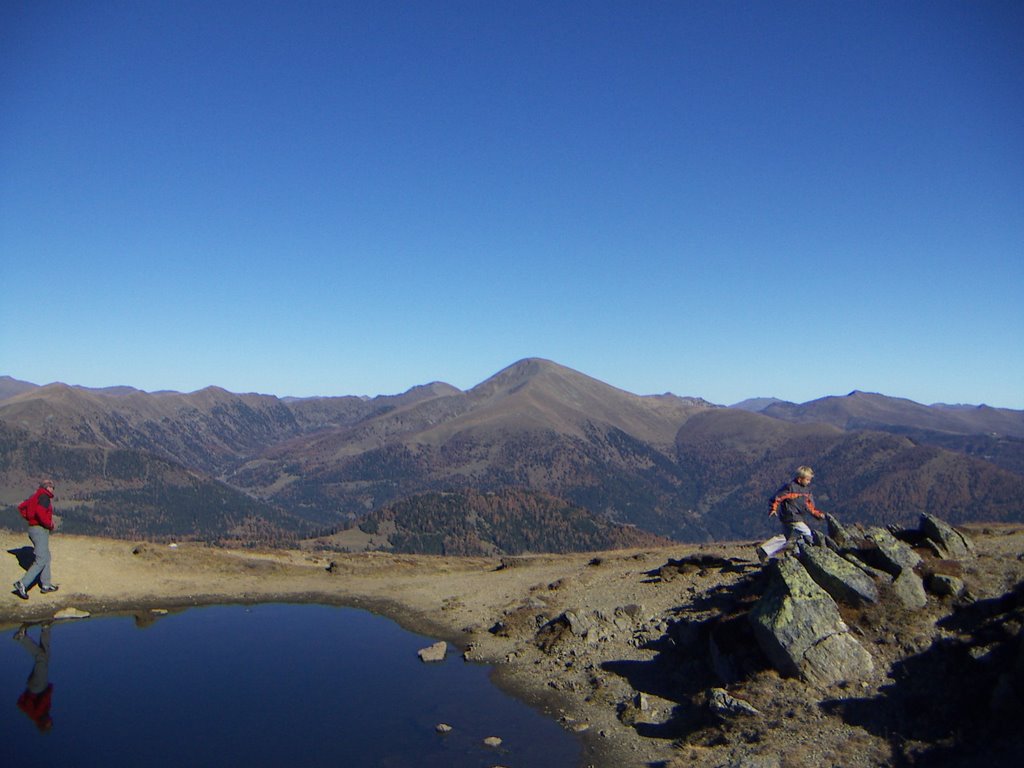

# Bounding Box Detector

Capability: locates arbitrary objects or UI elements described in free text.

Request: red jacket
[18,486,55,530]
[18,684,53,730]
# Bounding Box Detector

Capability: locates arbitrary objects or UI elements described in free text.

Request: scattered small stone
[417,641,447,662]
[435,723,452,733]
[927,573,966,597]
[708,687,761,717]
[483,736,502,747]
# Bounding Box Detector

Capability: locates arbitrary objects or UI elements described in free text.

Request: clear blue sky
[2,1,1022,407]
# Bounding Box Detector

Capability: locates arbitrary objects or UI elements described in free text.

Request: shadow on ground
[603,560,771,744]
[822,580,1024,767]
[7,546,33,571]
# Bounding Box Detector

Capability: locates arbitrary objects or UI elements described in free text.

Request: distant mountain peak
[730,397,787,412]
[468,357,585,398]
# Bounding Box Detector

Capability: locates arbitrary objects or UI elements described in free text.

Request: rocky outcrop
[749,557,874,686]
[863,527,923,576]
[920,513,975,559]
[861,527,929,608]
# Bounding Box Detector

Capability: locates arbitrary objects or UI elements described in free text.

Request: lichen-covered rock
[864,527,922,576]
[920,514,975,559]
[799,544,879,606]
[749,557,873,686]
[891,569,928,609]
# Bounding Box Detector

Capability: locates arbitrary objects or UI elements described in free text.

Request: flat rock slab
[54,607,91,620]
[799,544,879,606]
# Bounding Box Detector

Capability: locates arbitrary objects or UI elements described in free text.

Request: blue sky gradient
[2,1,1022,407]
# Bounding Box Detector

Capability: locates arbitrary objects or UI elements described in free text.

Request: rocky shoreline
[2,520,1023,767]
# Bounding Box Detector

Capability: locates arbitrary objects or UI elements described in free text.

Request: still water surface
[0,603,582,767]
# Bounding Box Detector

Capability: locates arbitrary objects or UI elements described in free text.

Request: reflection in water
[0,605,582,767]
[14,623,53,732]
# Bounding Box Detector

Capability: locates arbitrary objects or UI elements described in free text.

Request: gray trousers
[20,526,53,589]
[17,626,51,694]
[758,520,813,559]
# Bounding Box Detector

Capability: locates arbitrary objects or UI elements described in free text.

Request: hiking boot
[39,585,59,594]
[12,582,28,600]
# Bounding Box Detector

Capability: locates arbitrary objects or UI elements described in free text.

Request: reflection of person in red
[14,623,53,732]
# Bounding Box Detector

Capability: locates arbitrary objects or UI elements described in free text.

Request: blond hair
[795,466,814,479]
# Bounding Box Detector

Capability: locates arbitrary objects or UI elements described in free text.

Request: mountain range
[1,360,1021,550]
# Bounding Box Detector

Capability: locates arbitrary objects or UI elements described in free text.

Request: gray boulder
[864,527,922,576]
[799,544,879,606]
[927,573,966,598]
[891,569,928,609]
[920,514,975,559]
[749,557,874,686]
[564,610,592,637]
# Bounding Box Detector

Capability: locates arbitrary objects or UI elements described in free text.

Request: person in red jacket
[756,466,826,563]
[13,480,59,600]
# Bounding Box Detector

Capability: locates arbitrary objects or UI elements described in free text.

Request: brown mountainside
[228,359,716,537]
[349,487,672,556]
[674,408,1024,541]
[0,420,310,543]
[0,361,1021,547]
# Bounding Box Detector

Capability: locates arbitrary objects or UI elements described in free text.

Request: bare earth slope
[2,526,1022,768]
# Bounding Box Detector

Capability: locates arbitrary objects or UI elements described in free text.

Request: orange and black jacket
[769,481,824,524]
